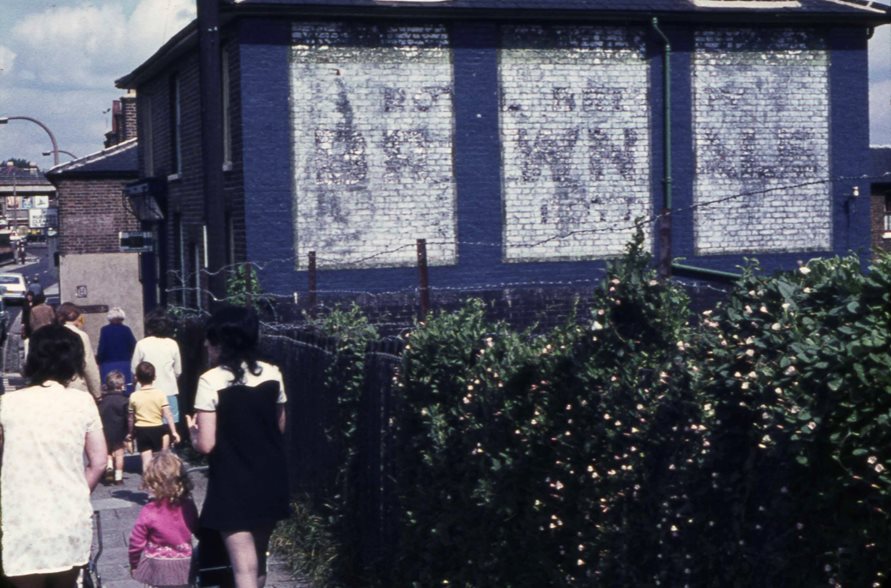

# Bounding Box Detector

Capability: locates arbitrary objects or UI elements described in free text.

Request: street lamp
[42,149,77,160]
[0,116,60,166]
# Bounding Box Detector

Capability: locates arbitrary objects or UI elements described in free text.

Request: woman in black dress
[187,305,288,588]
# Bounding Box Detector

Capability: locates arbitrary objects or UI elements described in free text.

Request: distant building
[46,97,143,345]
[117,0,891,312]
[0,165,57,238]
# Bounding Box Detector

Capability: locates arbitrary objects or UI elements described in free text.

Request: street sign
[120,231,154,253]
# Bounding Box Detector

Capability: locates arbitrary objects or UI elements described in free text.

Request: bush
[282,240,891,587]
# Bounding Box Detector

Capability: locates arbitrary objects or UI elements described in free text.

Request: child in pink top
[129,451,198,587]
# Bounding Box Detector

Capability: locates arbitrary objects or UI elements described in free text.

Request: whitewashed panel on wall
[290,22,456,270]
[500,25,651,262]
[693,28,831,255]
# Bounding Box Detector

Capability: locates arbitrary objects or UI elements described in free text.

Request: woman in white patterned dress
[0,324,108,587]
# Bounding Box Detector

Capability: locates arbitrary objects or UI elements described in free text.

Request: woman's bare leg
[222,525,275,588]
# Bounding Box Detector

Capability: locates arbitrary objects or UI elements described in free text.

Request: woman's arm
[187,410,217,454]
[277,403,286,435]
[83,429,108,491]
[162,405,181,445]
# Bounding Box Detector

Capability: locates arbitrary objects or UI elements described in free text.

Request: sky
[1,1,891,168]
[0,0,196,168]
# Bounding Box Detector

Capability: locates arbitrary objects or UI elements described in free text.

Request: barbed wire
[165,169,889,281]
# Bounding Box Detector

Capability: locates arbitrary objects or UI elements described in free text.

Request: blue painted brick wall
[234,19,873,297]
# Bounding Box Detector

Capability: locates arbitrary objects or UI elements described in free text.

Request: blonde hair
[104,370,125,393]
[142,451,192,504]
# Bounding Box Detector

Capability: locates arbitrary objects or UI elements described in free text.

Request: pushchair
[82,510,102,588]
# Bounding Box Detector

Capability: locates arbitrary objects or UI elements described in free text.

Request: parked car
[0,273,28,303]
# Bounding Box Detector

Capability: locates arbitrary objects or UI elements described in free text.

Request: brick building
[116,0,891,313]
[46,98,143,344]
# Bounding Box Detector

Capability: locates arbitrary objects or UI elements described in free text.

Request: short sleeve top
[128,386,170,427]
[194,361,286,412]
[0,381,102,576]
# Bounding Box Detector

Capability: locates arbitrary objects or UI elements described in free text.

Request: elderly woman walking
[97,306,137,393]
[0,324,108,587]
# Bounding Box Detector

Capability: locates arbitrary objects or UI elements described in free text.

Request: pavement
[0,289,310,588]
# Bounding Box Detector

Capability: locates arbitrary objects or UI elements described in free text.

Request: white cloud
[871,25,891,144]
[9,0,195,89]
[871,78,891,146]
[0,0,195,165]
[0,45,16,77]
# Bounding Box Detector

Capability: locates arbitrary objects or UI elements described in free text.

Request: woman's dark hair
[135,361,156,385]
[56,302,81,324]
[25,324,85,385]
[205,305,261,383]
[145,308,173,338]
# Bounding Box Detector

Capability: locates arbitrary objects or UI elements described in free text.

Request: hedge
[281,234,891,587]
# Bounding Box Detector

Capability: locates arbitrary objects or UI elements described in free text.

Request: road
[0,242,58,389]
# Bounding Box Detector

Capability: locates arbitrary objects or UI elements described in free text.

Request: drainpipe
[651,18,741,283]
[652,18,673,279]
[198,0,227,305]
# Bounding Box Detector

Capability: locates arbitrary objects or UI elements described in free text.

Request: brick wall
[289,22,457,270]
[500,25,651,262]
[138,53,208,306]
[121,96,138,142]
[57,178,140,254]
[692,28,831,255]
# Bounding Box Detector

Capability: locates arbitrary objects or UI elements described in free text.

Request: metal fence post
[417,239,429,320]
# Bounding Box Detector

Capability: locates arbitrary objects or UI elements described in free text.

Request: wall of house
[58,178,141,254]
[692,28,831,255]
[232,19,872,298]
[59,252,144,348]
[137,53,210,308]
[55,176,144,345]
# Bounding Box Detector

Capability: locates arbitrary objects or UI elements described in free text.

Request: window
[173,214,185,304]
[225,210,235,267]
[170,75,182,175]
[193,242,203,311]
[143,95,154,176]
[222,45,233,168]
[884,194,891,234]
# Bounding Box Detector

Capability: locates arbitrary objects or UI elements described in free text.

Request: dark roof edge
[116,21,199,89]
[46,138,139,179]
[116,2,891,88]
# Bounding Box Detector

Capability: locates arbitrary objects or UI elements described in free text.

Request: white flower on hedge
[876,464,886,473]
[592,320,604,331]
[771,323,782,331]
[868,455,878,465]
[745,349,755,357]
[799,266,811,275]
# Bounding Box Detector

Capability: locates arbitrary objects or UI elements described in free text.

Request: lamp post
[0,116,60,166]
[42,149,77,160]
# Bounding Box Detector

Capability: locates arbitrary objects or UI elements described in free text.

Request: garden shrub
[285,240,891,587]
[390,232,705,586]
[687,255,891,587]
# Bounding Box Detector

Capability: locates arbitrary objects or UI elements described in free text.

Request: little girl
[129,451,198,588]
